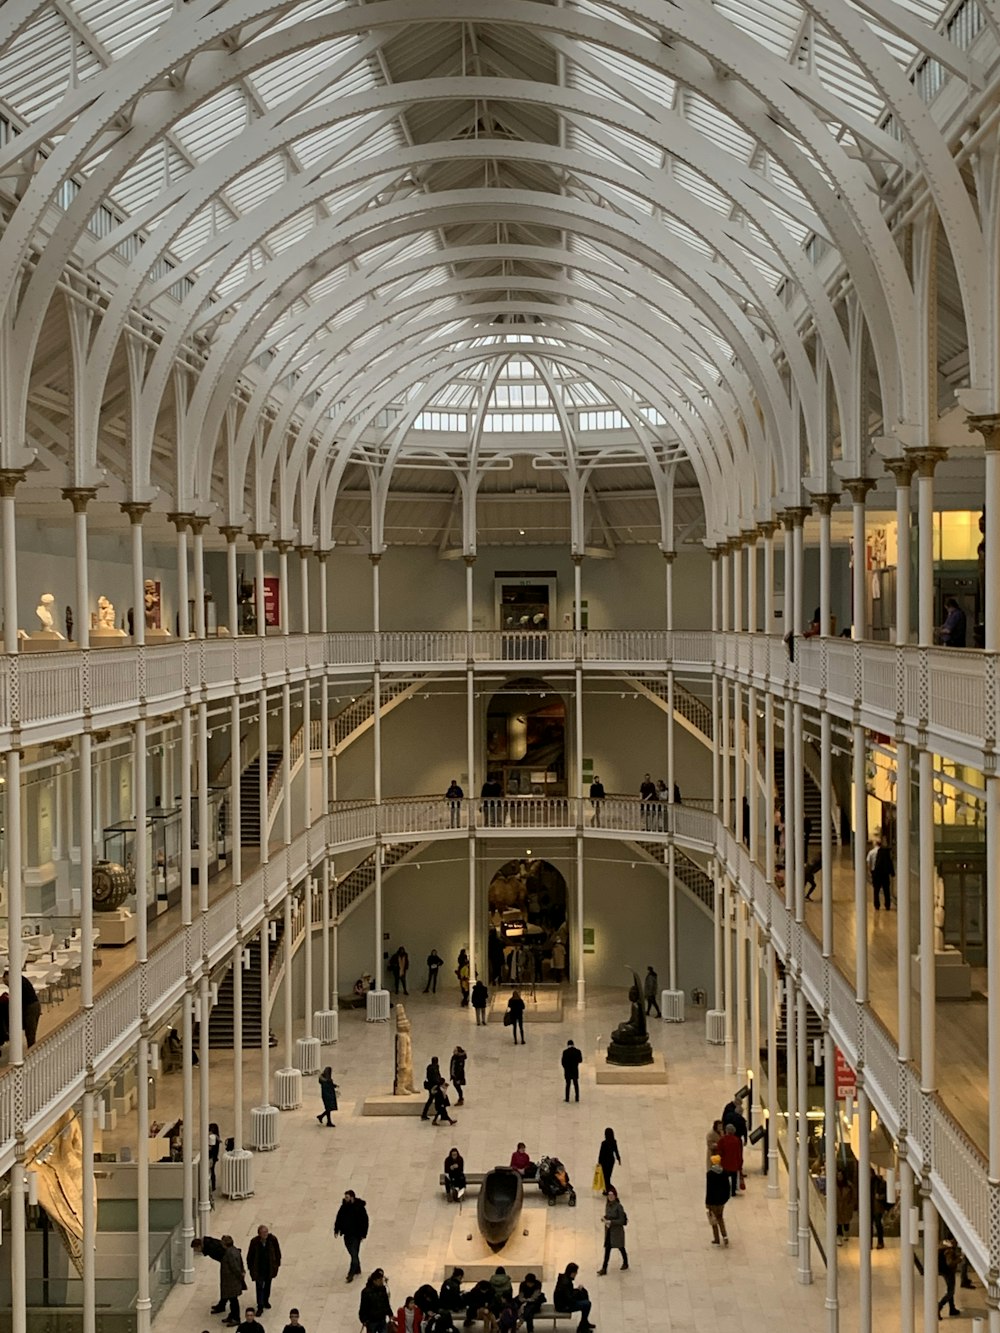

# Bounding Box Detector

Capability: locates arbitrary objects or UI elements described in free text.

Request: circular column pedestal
[295,1035,321,1075]
[275,1067,303,1110]
[366,988,390,1022]
[251,1105,279,1151]
[661,989,686,1022]
[219,1149,254,1199]
[706,1009,726,1045]
[314,1009,339,1043]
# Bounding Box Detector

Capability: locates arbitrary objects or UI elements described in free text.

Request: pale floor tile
[133,986,976,1333]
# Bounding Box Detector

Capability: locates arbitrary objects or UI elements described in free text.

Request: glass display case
[147,805,183,911]
[102,820,153,919]
[190,788,226,882]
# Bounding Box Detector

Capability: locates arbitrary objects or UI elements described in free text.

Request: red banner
[834,1047,857,1101]
[262,576,280,628]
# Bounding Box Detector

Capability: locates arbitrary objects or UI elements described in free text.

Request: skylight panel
[712,0,804,59]
[173,87,249,161]
[662,215,714,261]
[0,11,103,123]
[226,154,289,215]
[672,163,732,216]
[72,0,171,60]
[567,123,661,173]
[248,36,371,106]
[682,94,756,163]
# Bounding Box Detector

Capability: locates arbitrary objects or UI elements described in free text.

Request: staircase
[773,957,824,1050]
[627,841,715,918]
[208,919,285,1048]
[336,842,425,920]
[331,676,427,753]
[240,751,282,845]
[775,750,837,851]
[627,675,714,742]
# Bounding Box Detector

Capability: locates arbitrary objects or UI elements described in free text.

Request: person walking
[589,776,605,826]
[553,1264,595,1331]
[445,779,464,828]
[333,1190,369,1283]
[432,1079,457,1126]
[456,949,471,1006]
[388,946,409,995]
[359,1270,392,1333]
[938,1239,962,1318]
[561,1039,583,1102]
[424,949,444,993]
[716,1124,743,1198]
[449,1046,467,1105]
[596,1186,629,1274]
[720,1094,748,1144]
[317,1066,338,1126]
[421,1057,444,1120]
[705,1155,730,1246]
[246,1224,282,1315]
[835,1169,855,1244]
[871,836,894,910]
[870,1167,887,1249]
[643,966,661,1018]
[506,989,526,1045]
[471,978,489,1024]
[208,1122,221,1193]
[597,1128,621,1194]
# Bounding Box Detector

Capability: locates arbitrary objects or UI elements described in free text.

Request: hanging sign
[262,576,280,628]
[834,1046,857,1101]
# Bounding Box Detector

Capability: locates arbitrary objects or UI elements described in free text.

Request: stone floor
[140,987,967,1333]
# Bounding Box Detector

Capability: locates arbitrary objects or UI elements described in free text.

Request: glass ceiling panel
[72,0,171,59]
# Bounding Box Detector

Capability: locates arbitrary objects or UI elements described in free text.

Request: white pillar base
[251,1104,279,1151]
[295,1035,321,1075]
[219,1149,254,1200]
[661,989,685,1022]
[275,1066,303,1110]
[315,1009,339,1043]
[576,978,586,1010]
[366,988,391,1022]
[706,1009,726,1044]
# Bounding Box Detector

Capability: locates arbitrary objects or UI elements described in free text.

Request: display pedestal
[98,909,136,946]
[91,626,128,645]
[443,1206,548,1281]
[295,1035,321,1075]
[24,631,70,652]
[596,1052,668,1084]
[145,628,172,643]
[911,949,972,999]
[362,1092,425,1117]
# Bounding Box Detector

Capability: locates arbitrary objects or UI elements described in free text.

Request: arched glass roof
[0,0,991,546]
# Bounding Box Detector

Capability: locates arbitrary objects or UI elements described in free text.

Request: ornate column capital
[785,505,811,529]
[757,519,778,540]
[189,516,210,537]
[295,543,313,559]
[463,553,476,567]
[777,509,796,532]
[166,511,194,533]
[369,551,382,567]
[120,501,151,525]
[661,549,677,565]
[219,525,242,544]
[908,448,947,479]
[882,456,916,488]
[274,539,293,555]
[0,468,27,499]
[571,552,584,567]
[741,528,758,546]
[841,476,876,505]
[315,548,331,564]
[809,492,840,517]
[63,486,100,513]
[968,413,1000,451]
[247,532,269,551]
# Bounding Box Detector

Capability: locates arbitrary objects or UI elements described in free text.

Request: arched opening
[487,857,569,984]
[484,678,567,797]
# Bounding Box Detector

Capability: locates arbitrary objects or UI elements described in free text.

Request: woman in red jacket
[715,1123,744,1199]
[396,1296,422,1333]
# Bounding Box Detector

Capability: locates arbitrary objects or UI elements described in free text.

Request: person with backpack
[471,978,489,1025]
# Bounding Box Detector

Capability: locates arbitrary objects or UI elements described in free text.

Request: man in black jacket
[439,1267,466,1314]
[421,1056,443,1119]
[721,1095,748,1144]
[561,1040,583,1102]
[246,1223,282,1314]
[333,1190,369,1283]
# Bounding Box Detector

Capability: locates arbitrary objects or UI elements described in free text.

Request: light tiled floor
[141,988,960,1333]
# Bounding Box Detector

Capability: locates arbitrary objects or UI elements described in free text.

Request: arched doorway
[484,678,567,796]
[487,857,569,984]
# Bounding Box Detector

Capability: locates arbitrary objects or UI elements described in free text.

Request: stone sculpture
[97,596,115,629]
[606,969,653,1066]
[478,1167,524,1250]
[393,1003,416,1095]
[143,579,160,630]
[35,593,61,634]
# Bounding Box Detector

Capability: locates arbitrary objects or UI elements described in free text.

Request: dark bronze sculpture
[477,1167,524,1250]
[606,969,654,1065]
